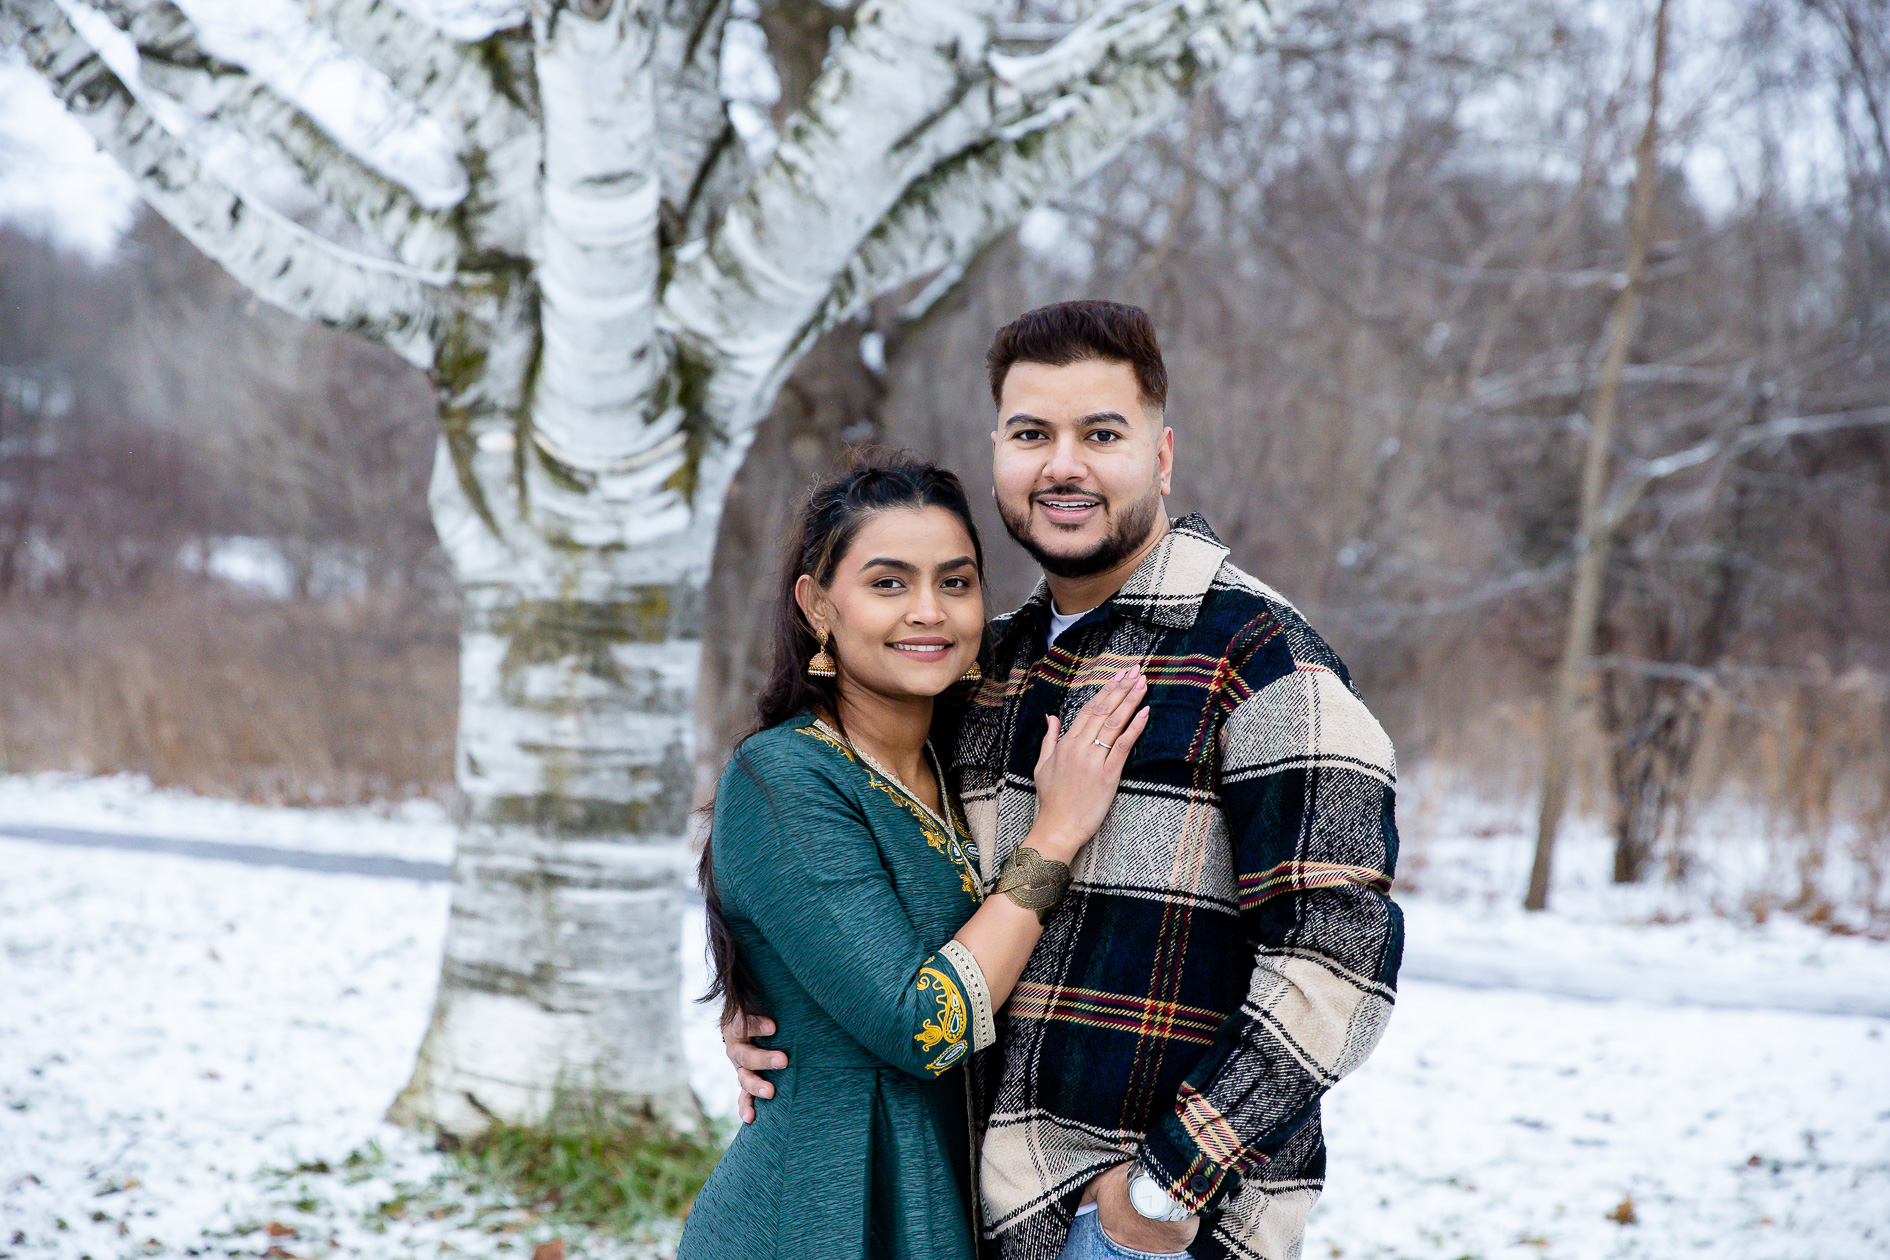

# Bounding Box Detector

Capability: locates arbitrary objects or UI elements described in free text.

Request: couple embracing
[678,301,1404,1260]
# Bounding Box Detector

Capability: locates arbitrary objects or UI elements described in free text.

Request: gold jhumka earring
[959,659,983,683]
[806,628,837,678]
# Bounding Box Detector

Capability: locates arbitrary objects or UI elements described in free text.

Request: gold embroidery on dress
[798,721,983,899]
[915,964,969,1074]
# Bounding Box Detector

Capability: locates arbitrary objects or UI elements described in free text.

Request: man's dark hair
[986,299,1168,412]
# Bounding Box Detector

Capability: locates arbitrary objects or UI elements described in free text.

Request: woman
[679,449,1148,1260]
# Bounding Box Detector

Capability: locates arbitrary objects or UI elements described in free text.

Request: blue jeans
[1055,1209,1192,1260]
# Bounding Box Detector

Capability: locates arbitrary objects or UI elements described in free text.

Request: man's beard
[997,485,1163,580]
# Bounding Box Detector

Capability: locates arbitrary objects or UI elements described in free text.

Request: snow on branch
[821,45,1241,328]
[317,0,538,253]
[85,0,462,270]
[667,0,1284,425]
[654,0,743,237]
[798,1,1281,354]
[3,0,458,362]
[1598,405,1890,532]
[319,0,527,130]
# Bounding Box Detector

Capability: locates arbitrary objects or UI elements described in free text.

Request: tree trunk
[391,317,726,1136]
[1601,673,1701,883]
[1524,0,1670,911]
[390,576,706,1136]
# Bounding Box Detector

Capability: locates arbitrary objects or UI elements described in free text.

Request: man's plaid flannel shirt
[954,515,1403,1260]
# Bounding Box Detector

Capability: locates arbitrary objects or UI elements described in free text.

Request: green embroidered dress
[678,712,995,1260]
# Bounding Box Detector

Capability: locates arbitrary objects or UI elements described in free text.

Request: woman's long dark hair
[698,447,989,1024]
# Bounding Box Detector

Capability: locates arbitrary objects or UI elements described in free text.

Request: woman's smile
[890,637,953,657]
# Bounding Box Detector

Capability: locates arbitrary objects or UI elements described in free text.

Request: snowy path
[2,774,1888,1259]
[0,823,452,882]
[7,816,1887,1020]
[1400,906,1890,1019]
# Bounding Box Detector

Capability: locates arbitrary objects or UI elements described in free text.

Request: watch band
[1127,1171,1192,1222]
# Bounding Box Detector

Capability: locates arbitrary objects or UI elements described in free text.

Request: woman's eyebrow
[857,555,976,574]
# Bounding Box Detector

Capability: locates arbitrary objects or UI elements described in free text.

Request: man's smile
[1034,493,1102,527]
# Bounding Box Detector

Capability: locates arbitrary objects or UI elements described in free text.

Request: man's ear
[1157,423,1174,496]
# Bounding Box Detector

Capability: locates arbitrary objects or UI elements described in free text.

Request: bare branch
[319,0,529,129]
[668,0,1283,421]
[523,1,675,490]
[1598,404,1890,532]
[86,0,462,271]
[655,0,746,238]
[663,0,1001,397]
[1589,654,1721,691]
[821,56,1214,325]
[1356,232,1695,290]
[3,0,459,363]
[1469,361,1749,412]
[318,0,539,250]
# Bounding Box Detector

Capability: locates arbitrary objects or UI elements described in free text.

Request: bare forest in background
[3,0,1885,922]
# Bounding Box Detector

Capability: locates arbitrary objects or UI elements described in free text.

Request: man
[729,301,1403,1260]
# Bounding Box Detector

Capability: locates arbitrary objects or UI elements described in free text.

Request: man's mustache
[1029,486,1106,507]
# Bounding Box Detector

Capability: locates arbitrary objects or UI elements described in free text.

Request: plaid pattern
[953,515,1403,1260]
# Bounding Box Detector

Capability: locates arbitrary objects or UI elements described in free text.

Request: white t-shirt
[1048,605,1087,644]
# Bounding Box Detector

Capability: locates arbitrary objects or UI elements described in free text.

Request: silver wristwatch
[1127,1171,1192,1222]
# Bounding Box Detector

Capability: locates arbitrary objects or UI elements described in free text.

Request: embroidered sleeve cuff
[1135,1084,1249,1214]
[908,943,994,1076]
[937,938,997,1052]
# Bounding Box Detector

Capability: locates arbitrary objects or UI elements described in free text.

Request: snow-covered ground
[2,771,1886,1259]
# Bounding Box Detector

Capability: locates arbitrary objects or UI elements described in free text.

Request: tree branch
[1599,404,1890,532]
[522,0,677,497]
[319,0,529,129]
[86,0,462,271]
[655,0,746,240]
[318,0,540,251]
[3,0,459,364]
[818,2,1283,332]
[663,0,1000,399]
[667,0,1285,424]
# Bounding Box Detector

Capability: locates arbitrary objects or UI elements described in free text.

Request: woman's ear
[793,574,826,634]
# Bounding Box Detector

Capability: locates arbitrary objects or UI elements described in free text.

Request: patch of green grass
[451,1105,728,1234]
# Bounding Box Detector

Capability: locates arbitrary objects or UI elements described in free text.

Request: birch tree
[0,0,1298,1135]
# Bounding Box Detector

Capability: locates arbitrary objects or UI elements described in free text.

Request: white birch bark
[1,0,1299,1137]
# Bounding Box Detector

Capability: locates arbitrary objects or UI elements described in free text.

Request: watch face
[1129,1176,1171,1218]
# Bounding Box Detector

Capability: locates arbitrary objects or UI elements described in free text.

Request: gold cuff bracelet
[995,846,1073,924]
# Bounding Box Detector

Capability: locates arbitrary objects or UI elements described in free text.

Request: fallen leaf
[265,1222,297,1238]
[1607,1196,1638,1226]
[532,1239,566,1260]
